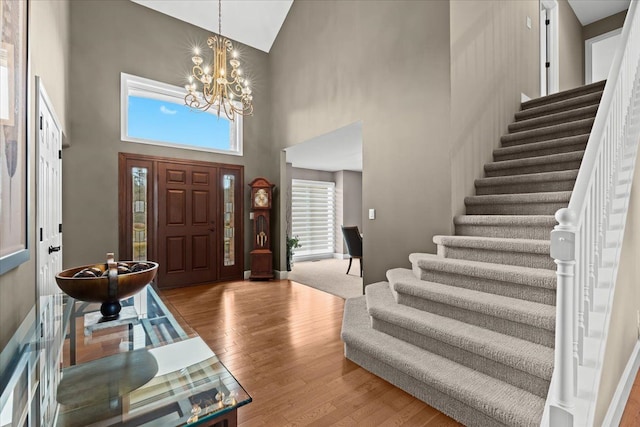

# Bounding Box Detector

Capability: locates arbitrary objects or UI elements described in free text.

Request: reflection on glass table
[56,285,250,427]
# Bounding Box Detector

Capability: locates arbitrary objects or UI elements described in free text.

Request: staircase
[341,81,606,427]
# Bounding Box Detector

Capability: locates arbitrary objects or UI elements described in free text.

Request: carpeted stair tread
[465,191,571,215]
[520,80,605,110]
[475,170,578,195]
[515,91,602,122]
[508,104,598,133]
[341,296,546,427]
[433,235,550,254]
[484,151,584,177]
[433,235,554,269]
[365,282,554,380]
[391,266,556,330]
[409,253,555,289]
[466,191,571,205]
[454,215,556,240]
[454,215,557,227]
[493,134,589,161]
[500,118,594,147]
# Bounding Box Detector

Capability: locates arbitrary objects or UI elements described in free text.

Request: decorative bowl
[55,253,158,319]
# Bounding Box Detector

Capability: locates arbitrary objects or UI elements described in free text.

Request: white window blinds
[291,179,335,260]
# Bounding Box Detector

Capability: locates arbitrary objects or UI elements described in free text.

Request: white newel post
[549,208,577,426]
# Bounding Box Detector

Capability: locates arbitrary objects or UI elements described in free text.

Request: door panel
[36,79,64,427]
[157,162,218,288]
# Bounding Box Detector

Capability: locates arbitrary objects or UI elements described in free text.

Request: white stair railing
[547,0,640,425]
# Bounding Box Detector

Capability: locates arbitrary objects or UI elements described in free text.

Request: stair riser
[436,245,556,271]
[396,291,555,347]
[521,82,605,110]
[343,346,507,427]
[485,160,582,177]
[509,109,597,133]
[515,97,601,121]
[413,266,556,305]
[455,224,553,240]
[371,318,550,398]
[501,123,593,147]
[466,201,568,215]
[494,142,588,161]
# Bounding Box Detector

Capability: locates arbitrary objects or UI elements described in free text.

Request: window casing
[291,179,336,261]
[120,73,243,156]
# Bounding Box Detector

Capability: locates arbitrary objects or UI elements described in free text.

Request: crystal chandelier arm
[183,2,254,120]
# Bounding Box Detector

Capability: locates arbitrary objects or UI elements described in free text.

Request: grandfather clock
[249,177,275,280]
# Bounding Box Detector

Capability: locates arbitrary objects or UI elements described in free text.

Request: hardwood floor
[621,367,640,426]
[161,279,462,426]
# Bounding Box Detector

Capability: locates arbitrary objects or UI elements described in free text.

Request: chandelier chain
[218,0,222,36]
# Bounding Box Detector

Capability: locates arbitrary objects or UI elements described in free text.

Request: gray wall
[1,0,70,351]
[291,167,333,183]
[594,150,640,425]
[65,0,275,272]
[558,0,585,91]
[583,10,627,42]
[270,0,452,284]
[450,0,540,217]
[335,170,363,254]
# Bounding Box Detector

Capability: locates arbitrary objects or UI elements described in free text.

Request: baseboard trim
[243,270,289,280]
[602,339,640,426]
[333,253,349,260]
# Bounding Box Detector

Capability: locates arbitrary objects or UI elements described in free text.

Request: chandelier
[184,0,253,120]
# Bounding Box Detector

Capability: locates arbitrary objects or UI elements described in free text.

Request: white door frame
[585,27,623,84]
[541,0,559,96]
[35,76,63,427]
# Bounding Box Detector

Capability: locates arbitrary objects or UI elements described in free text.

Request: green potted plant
[286,235,302,271]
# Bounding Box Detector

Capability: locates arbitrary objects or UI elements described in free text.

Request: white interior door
[36,77,63,427]
[585,28,623,84]
[541,0,559,96]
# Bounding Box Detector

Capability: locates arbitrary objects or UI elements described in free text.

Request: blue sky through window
[127,96,231,150]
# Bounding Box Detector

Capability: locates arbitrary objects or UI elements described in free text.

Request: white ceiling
[285,122,363,173]
[568,0,630,25]
[130,0,293,53]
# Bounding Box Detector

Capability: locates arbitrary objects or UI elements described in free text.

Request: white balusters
[547,1,640,425]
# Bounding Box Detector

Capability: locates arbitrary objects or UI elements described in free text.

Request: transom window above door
[120,73,243,156]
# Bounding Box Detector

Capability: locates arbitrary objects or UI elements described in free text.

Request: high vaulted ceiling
[568,0,630,25]
[130,0,293,53]
[131,0,628,173]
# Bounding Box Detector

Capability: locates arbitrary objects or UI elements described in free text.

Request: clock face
[254,188,269,207]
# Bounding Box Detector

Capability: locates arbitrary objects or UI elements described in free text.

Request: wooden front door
[157,161,219,288]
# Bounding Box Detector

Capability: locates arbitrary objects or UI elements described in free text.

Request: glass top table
[55,285,251,427]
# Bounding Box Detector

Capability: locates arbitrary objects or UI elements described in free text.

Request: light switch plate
[526,16,532,29]
[249,212,254,220]
[368,209,375,220]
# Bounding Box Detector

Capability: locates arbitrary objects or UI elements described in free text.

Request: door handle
[48,245,61,254]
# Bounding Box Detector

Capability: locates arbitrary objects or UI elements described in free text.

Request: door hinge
[546,62,551,68]
[39,116,43,130]
[545,19,550,25]
[40,228,43,242]
[59,150,62,159]
[59,223,63,233]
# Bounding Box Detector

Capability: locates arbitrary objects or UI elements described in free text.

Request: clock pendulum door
[249,177,275,280]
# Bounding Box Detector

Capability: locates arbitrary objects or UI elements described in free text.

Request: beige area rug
[288,258,364,299]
